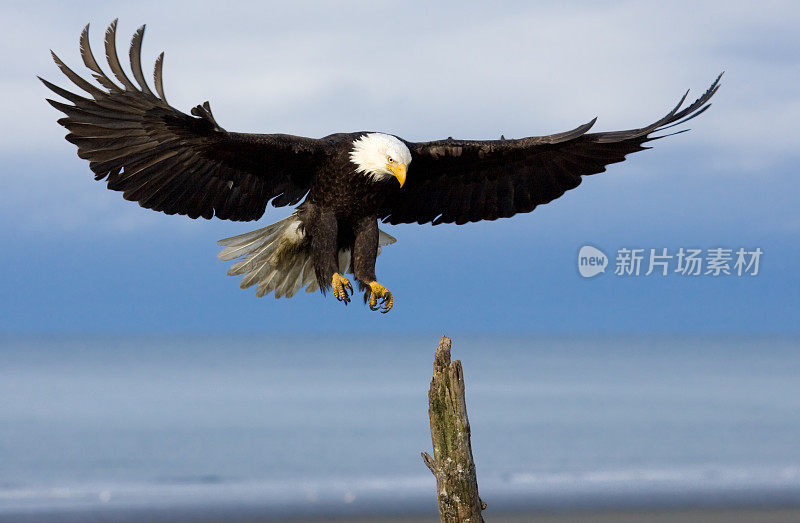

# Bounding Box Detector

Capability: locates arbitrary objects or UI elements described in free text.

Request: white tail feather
[218,214,397,299]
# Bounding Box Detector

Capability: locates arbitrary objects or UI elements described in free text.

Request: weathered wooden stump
[421,335,485,522]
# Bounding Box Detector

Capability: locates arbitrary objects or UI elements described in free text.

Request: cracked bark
[421,336,485,522]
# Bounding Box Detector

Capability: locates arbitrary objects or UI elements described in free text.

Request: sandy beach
[357,507,800,523]
[197,506,800,523]
[5,505,800,523]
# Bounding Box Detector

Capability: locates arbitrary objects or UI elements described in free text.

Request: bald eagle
[42,21,721,313]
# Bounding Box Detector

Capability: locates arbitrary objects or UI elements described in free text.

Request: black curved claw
[380,291,393,314]
[332,274,353,305]
[367,284,393,313]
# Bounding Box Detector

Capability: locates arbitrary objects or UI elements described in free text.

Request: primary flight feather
[42,20,722,312]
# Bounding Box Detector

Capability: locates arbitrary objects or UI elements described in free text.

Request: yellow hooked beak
[388,162,407,188]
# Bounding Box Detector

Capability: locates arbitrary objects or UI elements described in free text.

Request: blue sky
[1,1,798,335]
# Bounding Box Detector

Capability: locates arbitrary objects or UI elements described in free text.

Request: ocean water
[1,335,799,519]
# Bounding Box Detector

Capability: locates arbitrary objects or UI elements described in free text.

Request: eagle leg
[331,273,353,305]
[367,281,393,313]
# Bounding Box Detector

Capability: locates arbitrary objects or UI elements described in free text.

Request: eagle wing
[381,74,722,225]
[42,21,326,222]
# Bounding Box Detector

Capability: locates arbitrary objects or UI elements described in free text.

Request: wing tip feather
[153,51,166,102]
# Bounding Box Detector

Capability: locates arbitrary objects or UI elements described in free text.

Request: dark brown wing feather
[381,74,722,225]
[42,20,326,221]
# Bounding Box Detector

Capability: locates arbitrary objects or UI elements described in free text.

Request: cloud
[4,1,797,146]
[1,0,798,233]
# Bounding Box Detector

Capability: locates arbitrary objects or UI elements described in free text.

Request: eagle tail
[217,216,396,299]
[217,214,317,298]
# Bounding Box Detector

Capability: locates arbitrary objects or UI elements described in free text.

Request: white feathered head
[349,133,411,187]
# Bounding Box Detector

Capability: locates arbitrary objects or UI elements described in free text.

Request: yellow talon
[331,273,352,304]
[367,281,393,313]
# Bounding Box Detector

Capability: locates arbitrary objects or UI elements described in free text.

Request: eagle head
[349,133,411,188]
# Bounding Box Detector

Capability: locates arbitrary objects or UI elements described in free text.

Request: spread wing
[42,21,326,222]
[381,74,722,225]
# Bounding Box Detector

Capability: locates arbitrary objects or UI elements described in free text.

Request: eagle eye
[387,156,394,163]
